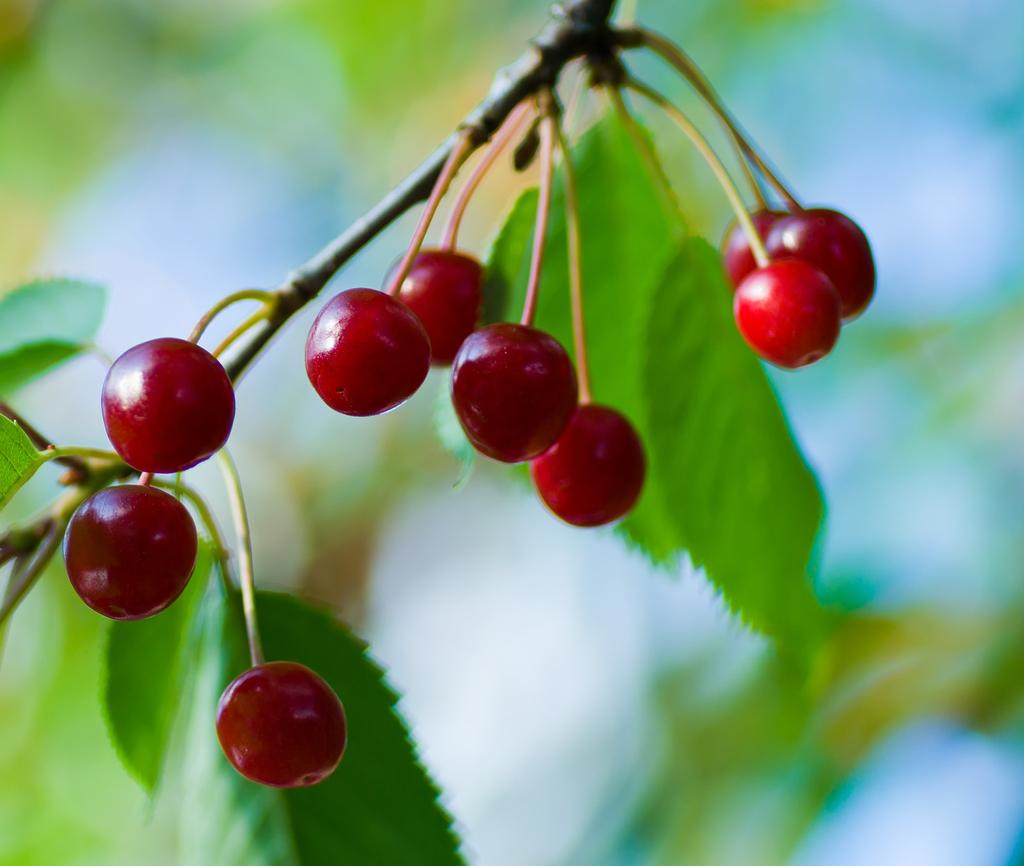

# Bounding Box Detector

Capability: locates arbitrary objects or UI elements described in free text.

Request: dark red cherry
[734,260,841,369]
[305,288,431,416]
[451,323,577,463]
[216,661,347,788]
[722,209,785,288]
[766,208,875,320]
[102,337,235,473]
[394,249,483,365]
[531,404,646,527]
[63,485,198,620]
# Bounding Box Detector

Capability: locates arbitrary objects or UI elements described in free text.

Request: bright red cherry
[63,485,198,620]
[722,209,785,288]
[395,249,483,365]
[102,337,235,473]
[305,288,431,416]
[531,404,646,527]
[766,208,875,320]
[451,323,577,463]
[216,661,347,788]
[734,260,841,369]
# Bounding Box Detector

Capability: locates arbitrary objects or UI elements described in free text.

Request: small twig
[152,477,232,593]
[217,450,264,666]
[212,307,272,358]
[606,85,685,224]
[0,403,89,478]
[441,102,533,251]
[626,77,769,267]
[552,113,592,404]
[521,100,558,327]
[188,289,276,346]
[0,520,62,630]
[385,133,477,296]
[616,26,799,210]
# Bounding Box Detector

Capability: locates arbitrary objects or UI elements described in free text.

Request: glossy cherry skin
[766,208,875,320]
[395,249,483,365]
[102,337,235,474]
[63,485,198,620]
[305,288,431,416]
[734,260,841,369]
[722,209,786,288]
[451,323,577,463]
[216,661,347,788]
[530,404,646,527]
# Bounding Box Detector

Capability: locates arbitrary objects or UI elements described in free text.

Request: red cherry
[451,323,577,463]
[734,260,841,369]
[722,209,786,288]
[305,288,431,416]
[530,404,646,527]
[216,661,347,788]
[63,485,198,620]
[766,208,875,320]
[394,249,483,365]
[102,338,235,474]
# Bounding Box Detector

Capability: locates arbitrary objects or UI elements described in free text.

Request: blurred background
[1,0,1023,863]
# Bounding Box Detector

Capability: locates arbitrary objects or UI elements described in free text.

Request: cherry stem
[625,27,800,211]
[0,403,88,476]
[41,446,121,464]
[441,103,532,251]
[152,477,232,594]
[138,472,153,487]
[386,132,477,296]
[606,86,686,225]
[213,307,272,358]
[520,103,557,328]
[552,116,592,404]
[188,290,277,346]
[0,520,61,630]
[217,450,264,666]
[625,78,770,268]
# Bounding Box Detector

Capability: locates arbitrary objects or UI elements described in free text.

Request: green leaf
[0,414,44,510]
[102,543,214,792]
[642,241,830,653]
[481,113,831,654]
[0,278,106,395]
[170,587,464,866]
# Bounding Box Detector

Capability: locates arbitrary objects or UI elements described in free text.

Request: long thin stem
[152,478,232,593]
[552,119,592,404]
[441,103,532,251]
[217,450,263,666]
[188,289,276,345]
[385,132,476,296]
[212,307,271,358]
[0,403,88,476]
[521,108,557,327]
[619,27,800,210]
[625,78,769,267]
[606,86,685,224]
[42,446,121,464]
[0,520,61,630]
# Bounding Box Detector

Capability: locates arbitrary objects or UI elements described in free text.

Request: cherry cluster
[723,207,875,368]
[62,338,346,789]
[38,23,876,795]
[305,253,646,528]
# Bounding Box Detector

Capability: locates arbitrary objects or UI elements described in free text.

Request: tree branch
[223,0,620,381]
